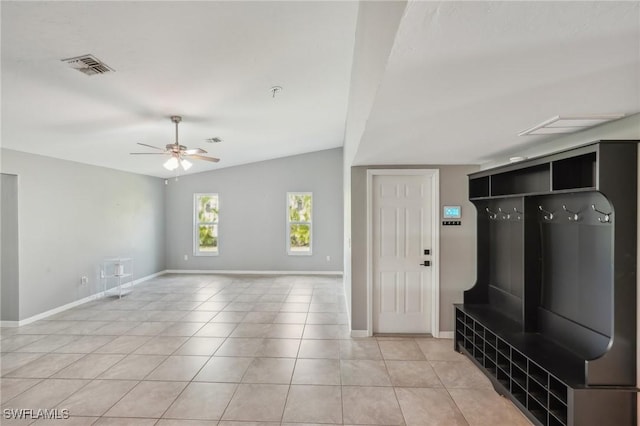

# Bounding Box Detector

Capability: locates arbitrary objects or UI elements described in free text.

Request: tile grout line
[66,278,232,424]
[138,277,234,423]
[278,286,298,424]
[3,275,371,425]
[377,337,408,426]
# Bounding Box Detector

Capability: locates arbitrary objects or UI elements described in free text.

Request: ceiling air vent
[62,54,114,76]
[518,114,625,136]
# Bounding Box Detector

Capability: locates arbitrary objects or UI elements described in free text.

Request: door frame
[366,169,440,337]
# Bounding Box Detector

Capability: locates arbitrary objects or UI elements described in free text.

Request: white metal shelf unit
[102,257,133,298]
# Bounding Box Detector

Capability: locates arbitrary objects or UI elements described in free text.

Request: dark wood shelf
[492,163,550,196]
[469,175,490,198]
[552,152,596,191]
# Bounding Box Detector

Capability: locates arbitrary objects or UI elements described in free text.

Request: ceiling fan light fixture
[132,115,220,170]
[163,156,179,171]
[180,158,193,171]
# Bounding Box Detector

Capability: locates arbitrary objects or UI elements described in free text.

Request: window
[194,193,219,256]
[287,192,312,255]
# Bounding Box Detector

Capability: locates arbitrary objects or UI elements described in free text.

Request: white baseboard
[9,293,106,327]
[127,270,167,287]
[2,270,165,327]
[165,269,343,276]
[348,329,450,338]
[2,269,344,327]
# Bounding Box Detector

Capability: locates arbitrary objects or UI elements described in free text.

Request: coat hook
[538,205,554,221]
[513,207,523,220]
[562,205,580,222]
[485,207,497,220]
[498,207,510,220]
[591,204,612,223]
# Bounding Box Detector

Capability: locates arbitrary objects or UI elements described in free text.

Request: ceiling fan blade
[137,142,165,151]
[130,152,169,155]
[183,148,207,155]
[190,154,220,163]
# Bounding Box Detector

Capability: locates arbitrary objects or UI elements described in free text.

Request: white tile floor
[0,274,532,425]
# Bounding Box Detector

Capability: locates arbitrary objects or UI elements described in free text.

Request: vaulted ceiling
[353,1,640,166]
[2,1,639,177]
[1,1,358,177]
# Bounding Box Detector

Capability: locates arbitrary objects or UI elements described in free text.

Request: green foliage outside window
[290,224,310,249]
[199,225,218,251]
[288,193,312,252]
[197,195,218,252]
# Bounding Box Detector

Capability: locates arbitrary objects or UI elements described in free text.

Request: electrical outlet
[184,254,188,261]
[80,276,88,285]
[100,270,105,279]
[326,255,331,262]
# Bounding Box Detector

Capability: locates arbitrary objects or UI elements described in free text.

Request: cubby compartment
[496,366,510,389]
[549,394,567,425]
[473,337,484,364]
[463,336,473,352]
[464,323,473,338]
[528,395,548,425]
[512,381,527,406]
[549,376,567,404]
[484,356,497,375]
[485,330,497,349]
[491,163,550,196]
[529,362,548,389]
[528,378,547,407]
[497,338,510,357]
[552,152,596,191]
[484,343,496,362]
[470,175,490,198]
[464,315,474,327]
[549,415,566,426]
[511,350,527,374]
[511,362,527,389]
[497,351,510,372]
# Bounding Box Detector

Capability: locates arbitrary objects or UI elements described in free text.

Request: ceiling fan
[130,115,219,171]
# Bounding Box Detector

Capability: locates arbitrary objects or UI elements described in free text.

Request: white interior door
[372,173,435,334]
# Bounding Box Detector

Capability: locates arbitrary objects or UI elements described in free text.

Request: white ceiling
[1,1,358,177]
[353,1,640,165]
[2,1,639,177]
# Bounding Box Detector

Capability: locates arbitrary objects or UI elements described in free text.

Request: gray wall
[342,0,408,325]
[1,149,166,320]
[165,148,344,271]
[350,165,479,332]
[1,174,20,321]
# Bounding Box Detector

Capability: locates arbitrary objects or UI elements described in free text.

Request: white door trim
[366,169,440,337]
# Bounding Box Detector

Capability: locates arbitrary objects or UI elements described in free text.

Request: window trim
[194,193,219,257]
[286,192,313,256]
